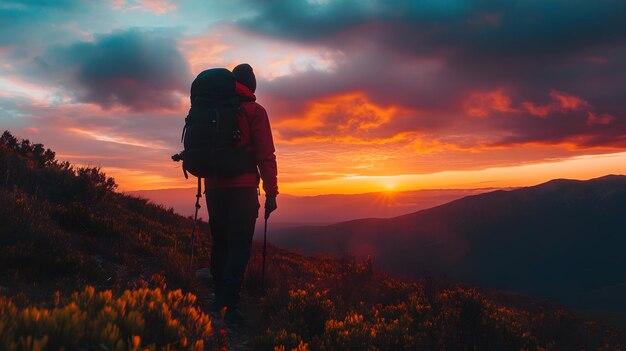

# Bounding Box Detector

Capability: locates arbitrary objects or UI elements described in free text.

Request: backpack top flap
[190,68,237,107]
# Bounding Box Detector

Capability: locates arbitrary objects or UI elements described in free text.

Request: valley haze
[128,187,502,225]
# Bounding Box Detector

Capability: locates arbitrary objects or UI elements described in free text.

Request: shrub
[0,131,206,292]
[0,286,219,351]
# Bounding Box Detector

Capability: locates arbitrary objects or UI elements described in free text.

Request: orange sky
[1,1,624,195]
[97,151,626,195]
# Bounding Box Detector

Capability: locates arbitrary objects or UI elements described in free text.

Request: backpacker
[174,68,257,179]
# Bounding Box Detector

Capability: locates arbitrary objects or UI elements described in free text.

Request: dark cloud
[237,0,471,42]
[239,0,626,58]
[246,0,626,150]
[33,29,192,111]
[245,0,626,99]
[259,49,460,124]
[491,109,626,149]
[235,0,371,41]
[244,0,626,97]
[260,49,625,149]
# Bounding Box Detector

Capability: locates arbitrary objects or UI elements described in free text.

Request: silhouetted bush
[1,131,116,204]
[0,131,207,295]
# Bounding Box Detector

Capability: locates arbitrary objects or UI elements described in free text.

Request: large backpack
[176,68,257,179]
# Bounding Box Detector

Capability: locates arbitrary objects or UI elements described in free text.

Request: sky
[1,0,625,195]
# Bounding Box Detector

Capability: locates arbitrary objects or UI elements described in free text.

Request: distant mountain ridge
[274,175,626,313]
[128,187,500,225]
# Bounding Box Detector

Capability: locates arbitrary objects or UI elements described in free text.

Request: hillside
[1,130,625,350]
[274,175,626,314]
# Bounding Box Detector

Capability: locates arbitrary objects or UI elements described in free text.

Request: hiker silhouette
[203,63,278,322]
[174,63,278,322]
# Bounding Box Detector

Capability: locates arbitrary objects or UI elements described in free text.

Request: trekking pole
[261,216,268,292]
[189,177,202,275]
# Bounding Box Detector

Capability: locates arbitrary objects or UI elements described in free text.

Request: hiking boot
[209,300,225,313]
[209,288,224,313]
[223,307,244,327]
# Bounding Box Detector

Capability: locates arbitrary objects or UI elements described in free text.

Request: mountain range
[273,175,626,313]
[128,187,499,225]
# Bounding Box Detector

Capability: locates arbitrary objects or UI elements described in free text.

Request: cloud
[487,90,625,148]
[260,48,625,149]
[67,127,170,149]
[178,24,344,81]
[586,112,615,126]
[236,0,625,153]
[259,48,450,123]
[237,1,626,59]
[275,92,410,143]
[236,0,373,41]
[522,90,589,118]
[238,0,626,144]
[463,89,519,118]
[111,0,178,14]
[32,29,192,111]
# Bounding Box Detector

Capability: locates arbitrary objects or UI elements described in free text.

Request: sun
[384,182,395,192]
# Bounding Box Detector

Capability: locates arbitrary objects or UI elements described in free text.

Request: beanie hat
[232,63,256,92]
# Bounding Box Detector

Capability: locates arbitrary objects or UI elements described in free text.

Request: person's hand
[265,196,277,219]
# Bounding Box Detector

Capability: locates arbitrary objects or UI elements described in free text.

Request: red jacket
[204,82,279,197]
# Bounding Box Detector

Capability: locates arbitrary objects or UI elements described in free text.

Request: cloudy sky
[1,0,625,195]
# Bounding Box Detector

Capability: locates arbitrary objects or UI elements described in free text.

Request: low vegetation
[250,255,624,350]
[0,285,215,351]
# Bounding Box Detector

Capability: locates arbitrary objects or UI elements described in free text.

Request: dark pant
[205,187,259,308]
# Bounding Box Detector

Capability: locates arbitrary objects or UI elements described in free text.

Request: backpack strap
[235,103,254,149]
[181,115,189,143]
